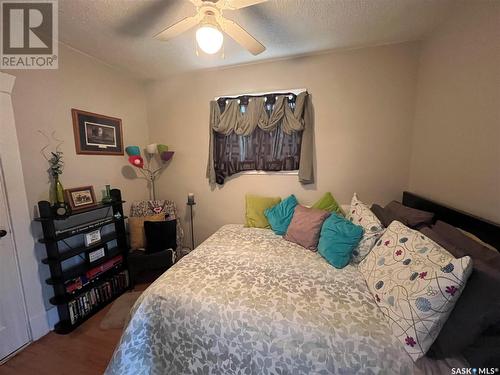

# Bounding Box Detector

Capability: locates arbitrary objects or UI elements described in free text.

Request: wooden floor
[0,285,148,375]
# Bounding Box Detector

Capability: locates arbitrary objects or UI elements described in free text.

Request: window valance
[206,91,314,186]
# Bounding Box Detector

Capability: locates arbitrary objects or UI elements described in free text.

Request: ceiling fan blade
[220,18,266,55]
[116,0,180,37]
[154,15,200,41]
[224,0,268,10]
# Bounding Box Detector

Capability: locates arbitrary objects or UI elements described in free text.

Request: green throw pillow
[312,192,343,215]
[318,213,364,268]
[245,195,281,228]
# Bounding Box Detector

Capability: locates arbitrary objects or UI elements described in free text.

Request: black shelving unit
[36,188,130,334]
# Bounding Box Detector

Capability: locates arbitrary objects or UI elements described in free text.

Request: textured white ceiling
[59,0,455,80]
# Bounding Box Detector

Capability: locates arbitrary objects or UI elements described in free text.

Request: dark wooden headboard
[402,191,500,251]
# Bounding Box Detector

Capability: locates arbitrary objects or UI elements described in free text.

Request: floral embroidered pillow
[346,193,385,262]
[359,221,473,361]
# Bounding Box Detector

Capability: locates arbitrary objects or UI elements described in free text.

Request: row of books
[68,270,129,324]
[65,254,123,293]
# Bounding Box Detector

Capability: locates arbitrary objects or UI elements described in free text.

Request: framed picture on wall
[65,186,97,211]
[71,108,124,155]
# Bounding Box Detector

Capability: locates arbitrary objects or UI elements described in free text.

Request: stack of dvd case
[67,270,129,324]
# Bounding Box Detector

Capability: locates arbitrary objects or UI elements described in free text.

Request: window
[214,126,302,174]
[207,91,313,186]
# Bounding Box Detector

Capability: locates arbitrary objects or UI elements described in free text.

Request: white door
[0,164,30,360]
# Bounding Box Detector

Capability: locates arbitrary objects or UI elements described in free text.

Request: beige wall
[4,44,149,310]
[409,1,500,223]
[146,42,421,244]
[9,45,150,212]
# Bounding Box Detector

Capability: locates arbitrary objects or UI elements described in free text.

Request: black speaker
[38,201,52,218]
[39,199,71,219]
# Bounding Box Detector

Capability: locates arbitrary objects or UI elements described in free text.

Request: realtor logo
[1,0,58,69]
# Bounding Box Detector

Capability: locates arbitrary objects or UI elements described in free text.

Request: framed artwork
[86,245,107,265]
[71,108,124,155]
[65,186,97,211]
[84,229,101,247]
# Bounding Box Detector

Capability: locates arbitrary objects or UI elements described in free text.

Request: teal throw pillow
[318,213,364,268]
[264,195,298,235]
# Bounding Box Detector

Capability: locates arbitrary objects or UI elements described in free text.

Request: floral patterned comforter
[105,225,454,375]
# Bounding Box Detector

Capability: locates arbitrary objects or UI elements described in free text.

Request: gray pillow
[384,201,434,228]
[370,201,434,229]
[421,224,500,366]
[433,220,499,263]
[370,204,392,228]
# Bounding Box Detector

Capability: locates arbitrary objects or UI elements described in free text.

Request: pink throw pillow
[284,205,330,250]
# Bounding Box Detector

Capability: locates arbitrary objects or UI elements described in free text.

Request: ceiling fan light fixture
[196,25,223,54]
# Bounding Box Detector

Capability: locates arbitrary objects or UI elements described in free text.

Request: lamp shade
[157,144,168,154]
[160,151,174,162]
[128,155,144,169]
[146,143,157,154]
[125,145,141,156]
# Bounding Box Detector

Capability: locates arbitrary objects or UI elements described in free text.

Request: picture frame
[84,229,101,247]
[86,244,108,265]
[71,108,124,155]
[65,186,97,211]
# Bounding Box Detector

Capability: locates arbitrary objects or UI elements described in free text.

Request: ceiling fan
[154,0,268,56]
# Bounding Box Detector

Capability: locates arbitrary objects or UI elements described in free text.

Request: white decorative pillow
[346,193,384,262]
[359,221,473,361]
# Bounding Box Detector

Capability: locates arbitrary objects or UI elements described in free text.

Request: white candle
[188,193,195,204]
[146,143,157,154]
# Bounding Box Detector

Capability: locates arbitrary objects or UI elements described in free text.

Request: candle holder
[187,194,196,250]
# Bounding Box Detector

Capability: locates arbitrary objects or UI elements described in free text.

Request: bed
[105,192,497,375]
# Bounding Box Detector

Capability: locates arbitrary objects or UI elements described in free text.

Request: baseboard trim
[46,307,58,330]
[0,342,31,365]
[28,310,51,340]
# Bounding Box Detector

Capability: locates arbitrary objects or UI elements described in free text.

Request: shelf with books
[35,188,130,334]
[64,269,129,326]
[54,283,129,334]
[50,267,129,305]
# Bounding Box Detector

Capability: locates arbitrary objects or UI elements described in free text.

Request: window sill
[237,170,298,176]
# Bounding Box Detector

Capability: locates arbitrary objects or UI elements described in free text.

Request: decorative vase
[51,175,71,218]
[102,184,113,203]
[55,176,65,203]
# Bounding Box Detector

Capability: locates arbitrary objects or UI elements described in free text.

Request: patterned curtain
[207,92,314,186]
